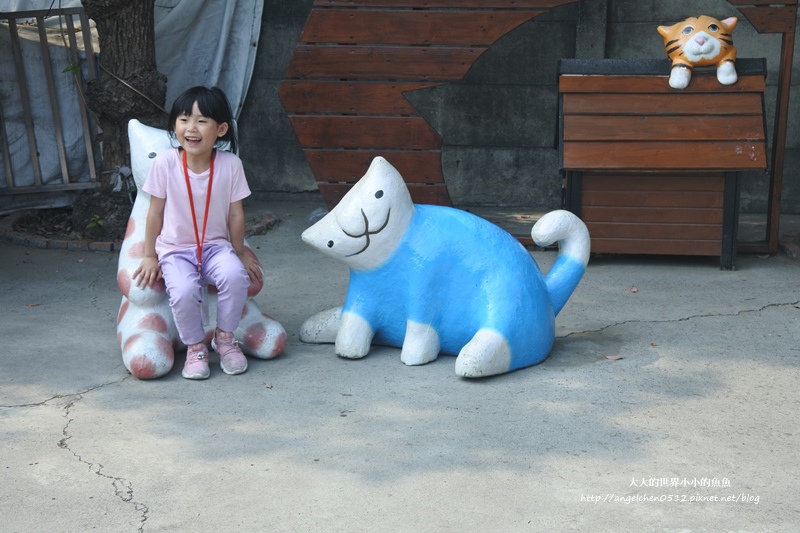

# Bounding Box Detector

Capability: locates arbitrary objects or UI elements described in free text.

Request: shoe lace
[216,334,242,359]
[187,346,208,362]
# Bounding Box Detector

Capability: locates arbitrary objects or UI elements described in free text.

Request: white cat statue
[300,156,590,378]
[116,119,286,379]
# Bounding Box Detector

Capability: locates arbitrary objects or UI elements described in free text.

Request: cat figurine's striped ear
[658,15,738,89]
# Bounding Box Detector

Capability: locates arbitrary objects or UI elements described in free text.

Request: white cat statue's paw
[454,329,512,378]
[669,67,691,89]
[717,62,738,85]
[400,321,441,366]
[300,306,342,344]
[335,311,374,359]
[235,300,287,359]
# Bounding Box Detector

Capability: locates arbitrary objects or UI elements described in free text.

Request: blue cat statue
[300,157,590,377]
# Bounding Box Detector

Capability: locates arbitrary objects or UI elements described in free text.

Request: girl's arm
[229,200,263,282]
[132,196,166,288]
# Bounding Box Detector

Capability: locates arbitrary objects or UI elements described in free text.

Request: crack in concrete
[0,379,127,409]
[85,255,117,312]
[560,300,800,338]
[3,300,796,533]
[57,393,150,532]
[2,378,150,532]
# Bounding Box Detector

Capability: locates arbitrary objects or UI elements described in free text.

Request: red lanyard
[182,150,214,272]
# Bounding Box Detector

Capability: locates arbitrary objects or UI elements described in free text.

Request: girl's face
[174,101,228,159]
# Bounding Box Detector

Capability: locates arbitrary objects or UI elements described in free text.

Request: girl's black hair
[168,86,237,153]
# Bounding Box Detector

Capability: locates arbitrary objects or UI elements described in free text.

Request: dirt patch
[11,189,279,245]
[14,190,132,242]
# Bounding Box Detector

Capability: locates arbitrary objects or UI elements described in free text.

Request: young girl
[133,86,262,380]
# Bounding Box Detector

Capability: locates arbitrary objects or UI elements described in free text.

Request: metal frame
[0,7,98,195]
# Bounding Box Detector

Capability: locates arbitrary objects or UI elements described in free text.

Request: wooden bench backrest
[559,59,768,173]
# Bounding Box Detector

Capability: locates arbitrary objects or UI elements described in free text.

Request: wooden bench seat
[558,58,768,270]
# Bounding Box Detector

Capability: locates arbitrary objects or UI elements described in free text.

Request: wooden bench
[558,58,768,270]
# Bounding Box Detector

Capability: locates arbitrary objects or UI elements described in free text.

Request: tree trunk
[69,0,166,241]
[82,0,166,180]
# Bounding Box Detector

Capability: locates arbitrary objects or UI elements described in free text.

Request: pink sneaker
[182,343,210,380]
[212,330,248,375]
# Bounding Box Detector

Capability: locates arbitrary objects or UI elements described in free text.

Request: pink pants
[159,244,250,345]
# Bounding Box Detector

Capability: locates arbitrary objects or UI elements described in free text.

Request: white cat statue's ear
[302,157,415,271]
[128,119,172,191]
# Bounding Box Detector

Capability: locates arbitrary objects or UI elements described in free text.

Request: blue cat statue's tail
[531,210,590,316]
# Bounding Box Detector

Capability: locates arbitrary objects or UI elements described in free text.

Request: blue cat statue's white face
[302,157,415,271]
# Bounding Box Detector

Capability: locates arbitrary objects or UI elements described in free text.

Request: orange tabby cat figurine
[658,15,738,89]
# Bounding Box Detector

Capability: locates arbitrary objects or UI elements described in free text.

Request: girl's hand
[133,256,163,288]
[238,251,263,283]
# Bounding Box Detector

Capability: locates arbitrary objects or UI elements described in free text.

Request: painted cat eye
[682,26,693,35]
[708,24,719,32]
[375,190,384,198]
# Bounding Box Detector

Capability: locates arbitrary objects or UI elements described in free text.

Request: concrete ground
[1,195,799,532]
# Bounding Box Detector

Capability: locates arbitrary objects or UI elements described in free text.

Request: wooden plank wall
[279,0,580,209]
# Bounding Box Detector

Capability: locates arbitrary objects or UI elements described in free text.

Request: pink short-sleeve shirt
[142,148,251,258]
